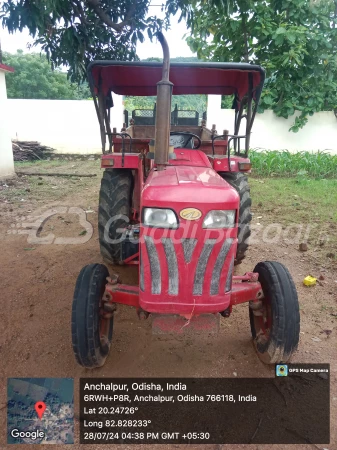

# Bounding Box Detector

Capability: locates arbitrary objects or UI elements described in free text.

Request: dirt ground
[0,161,336,450]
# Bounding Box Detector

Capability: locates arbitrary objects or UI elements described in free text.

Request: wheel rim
[99,296,111,347]
[99,317,110,346]
[254,297,272,342]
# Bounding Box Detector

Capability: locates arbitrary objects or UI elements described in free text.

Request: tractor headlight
[203,210,236,229]
[143,208,178,229]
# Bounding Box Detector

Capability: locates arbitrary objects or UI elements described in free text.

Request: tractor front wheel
[71,264,113,368]
[249,261,300,364]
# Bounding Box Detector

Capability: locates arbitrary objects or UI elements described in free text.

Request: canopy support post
[245,73,253,155]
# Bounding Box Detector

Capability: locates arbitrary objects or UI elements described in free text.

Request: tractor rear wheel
[220,172,251,265]
[98,169,133,264]
[249,261,300,364]
[71,264,113,368]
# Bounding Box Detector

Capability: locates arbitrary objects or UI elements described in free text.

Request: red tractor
[71,33,300,368]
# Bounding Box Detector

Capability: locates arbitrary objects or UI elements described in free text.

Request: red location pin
[35,401,46,420]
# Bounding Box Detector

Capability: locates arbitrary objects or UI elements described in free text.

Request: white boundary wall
[7,96,124,154]
[207,95,337,154]
[0,70,15,178]
[5,95,337,155]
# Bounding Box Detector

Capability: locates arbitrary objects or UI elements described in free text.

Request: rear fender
[101,153,144,219]
[101,153,140,169]
[211,156,251,172]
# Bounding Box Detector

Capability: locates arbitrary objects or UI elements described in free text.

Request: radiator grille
[210,239,233,295]
[193,239,217,295]
[139,248,144,292]
[162,238,179,295]
[225,256,234,292]
[141,237,233,296]
[144,236,161,294]
[181,238,197,263]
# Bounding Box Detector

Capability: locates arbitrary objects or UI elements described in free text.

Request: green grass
[250,177,337,221]
[14,160,71,168]
[250,150,337,178]
[250,177,337,259]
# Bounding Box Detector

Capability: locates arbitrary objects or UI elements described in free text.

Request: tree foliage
[124,94,207,115]
[3,50,91,99]
[3,1,336,131]
[175,0,337,131]
[1,0,165,82]
[124,56,207,114]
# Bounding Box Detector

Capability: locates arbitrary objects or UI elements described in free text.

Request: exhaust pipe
[154,32,173,170]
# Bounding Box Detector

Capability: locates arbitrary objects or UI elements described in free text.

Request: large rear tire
[71,264,113,368]
[98,169,133,264]
[220,172,252,265]
[249,261,300,364]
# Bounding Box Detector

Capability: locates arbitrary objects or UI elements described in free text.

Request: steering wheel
[170,132,202,149]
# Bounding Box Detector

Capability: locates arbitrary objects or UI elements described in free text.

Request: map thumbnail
[7,378,74,444]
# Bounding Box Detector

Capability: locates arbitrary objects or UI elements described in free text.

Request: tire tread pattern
[98,169,133,264]
[219,172,252,265]
[71,263,112,368]
[250,261,300,364]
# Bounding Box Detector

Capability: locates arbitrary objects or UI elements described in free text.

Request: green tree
[0,1,171,82]
[124,56,207,114]
[174,0,337,131]
[124,94,207,114]
[3,50,91,99]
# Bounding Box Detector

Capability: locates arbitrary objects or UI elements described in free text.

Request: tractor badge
[179,208,202,220]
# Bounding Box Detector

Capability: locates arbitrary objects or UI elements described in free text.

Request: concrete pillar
[0,63,15,179]
[206,95,222,130]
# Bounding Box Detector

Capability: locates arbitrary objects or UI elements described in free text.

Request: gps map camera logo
[276,364,288,377]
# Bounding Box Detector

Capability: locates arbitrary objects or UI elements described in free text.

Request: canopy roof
[88,61,265,101]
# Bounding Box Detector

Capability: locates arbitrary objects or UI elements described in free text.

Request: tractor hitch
[137,308,150,320]
[220,306,232,318]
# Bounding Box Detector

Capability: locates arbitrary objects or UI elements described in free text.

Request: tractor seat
[169,135,194,149]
